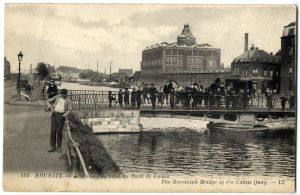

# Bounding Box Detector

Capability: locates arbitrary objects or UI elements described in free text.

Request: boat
[207,123,268,132]
[265,121,295,131]
[207,121,295,132]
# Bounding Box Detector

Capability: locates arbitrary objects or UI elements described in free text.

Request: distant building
[280,22,296,93]
[230,41,280,93]
[116,69,133,83]
[140,24,226,86]
[4,57,11,79]
[56,66,81,81]
[119,69,133,75]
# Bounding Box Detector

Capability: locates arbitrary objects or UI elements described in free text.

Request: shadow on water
[96,128,295,178]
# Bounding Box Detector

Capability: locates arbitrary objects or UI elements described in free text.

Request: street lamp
[17,51,23,100]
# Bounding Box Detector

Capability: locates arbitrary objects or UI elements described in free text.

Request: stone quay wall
[74,109,141,133]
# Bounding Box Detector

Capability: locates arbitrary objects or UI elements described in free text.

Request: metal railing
[63,118,89,177]
[66,90,295,111]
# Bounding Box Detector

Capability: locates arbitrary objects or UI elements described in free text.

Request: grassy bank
[68,113,120,175]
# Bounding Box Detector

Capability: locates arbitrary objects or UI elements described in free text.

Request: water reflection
[97,129,295,178]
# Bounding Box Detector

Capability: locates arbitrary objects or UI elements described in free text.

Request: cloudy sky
[5,4,296,73]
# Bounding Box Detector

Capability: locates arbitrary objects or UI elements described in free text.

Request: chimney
[244,33,249,52]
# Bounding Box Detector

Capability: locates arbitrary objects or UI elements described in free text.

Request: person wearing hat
[47,79,58,105]
[148,84,158,109]
[46,89,72,152]
[123,87,130,108]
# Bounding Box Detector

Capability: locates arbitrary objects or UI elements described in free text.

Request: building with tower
[140,24,228,87]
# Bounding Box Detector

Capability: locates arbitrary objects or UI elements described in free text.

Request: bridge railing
[67,90,295,110]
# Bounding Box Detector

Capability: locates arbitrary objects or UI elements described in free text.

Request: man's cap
[61,89,68,95]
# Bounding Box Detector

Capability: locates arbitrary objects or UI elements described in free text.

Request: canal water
[97,123,295,179]
[59,82,120,91]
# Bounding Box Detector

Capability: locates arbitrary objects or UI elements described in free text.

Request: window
[178,50,184,55]
[166,57,171,65]
[289,47,294,56]
[187,58,193,65]
[193,50,199,56]
[172,57,178,65]
[198,51,205,56]
[178,58,183,65]
[207,51,213,57]
[288,28,295,35]
[212,59,218,67]
[207,59,213,67]
[234,67,240,75]
[270,70,273,77]
[263,69,268,76]
[213,51,219,57]
[289,67,293,73]
[186,50,192,56]
[253,68,258,76]
[289,79,293,91]
[166,49,171,55]
[172,49,177,55]
[253,83,258,90]
[193,58,197,65]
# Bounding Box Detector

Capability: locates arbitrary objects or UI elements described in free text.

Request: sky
[4,4,296,73]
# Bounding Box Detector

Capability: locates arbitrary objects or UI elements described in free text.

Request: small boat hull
[207,122,294,132]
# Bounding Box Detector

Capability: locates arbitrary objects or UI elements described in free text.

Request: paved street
[3,82,68,174]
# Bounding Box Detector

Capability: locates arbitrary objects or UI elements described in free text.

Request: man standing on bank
[46,89,72,152]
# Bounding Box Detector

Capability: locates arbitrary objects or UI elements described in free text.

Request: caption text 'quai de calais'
[21,172,286,186]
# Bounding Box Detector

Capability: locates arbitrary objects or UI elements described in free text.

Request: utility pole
[97,60,99,77]
[109,60,112,82]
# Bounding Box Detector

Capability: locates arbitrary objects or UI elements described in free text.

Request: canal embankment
[67,113,120,175]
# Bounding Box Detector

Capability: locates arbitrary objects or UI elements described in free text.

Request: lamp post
[17,51,23,100]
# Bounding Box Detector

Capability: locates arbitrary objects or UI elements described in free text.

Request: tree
[36,62,49,80]
[79,69,98,79]
[48,65,56,74]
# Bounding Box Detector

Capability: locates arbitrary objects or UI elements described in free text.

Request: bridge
[66,90,294,111]
[65,90,295,133]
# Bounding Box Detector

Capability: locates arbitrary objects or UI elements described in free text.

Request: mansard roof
[232,45,280,64]
[144,42,215,51]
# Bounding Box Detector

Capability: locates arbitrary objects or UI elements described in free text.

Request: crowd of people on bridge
[109,75,295,110]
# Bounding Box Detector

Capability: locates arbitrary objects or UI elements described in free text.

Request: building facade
[4,57,11,79]
[230,44,280,93]
[140,24,225,86]
[280,22,296,93]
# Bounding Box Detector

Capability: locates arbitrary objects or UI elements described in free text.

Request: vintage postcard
[3,4,296,192]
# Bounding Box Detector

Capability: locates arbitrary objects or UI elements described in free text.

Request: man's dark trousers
[50,112,65,150]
